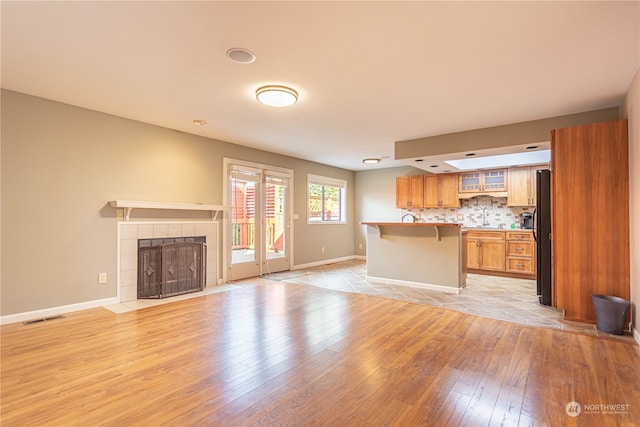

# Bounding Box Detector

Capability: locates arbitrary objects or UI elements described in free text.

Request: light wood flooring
[2,277,639,426]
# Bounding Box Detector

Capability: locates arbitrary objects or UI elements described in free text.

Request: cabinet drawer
[506,231,533,241]
[507,241,534,257]
[467,231,505,240]
[506,257,535,274]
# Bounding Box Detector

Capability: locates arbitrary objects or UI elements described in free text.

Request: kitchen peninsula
[361,222,466,293]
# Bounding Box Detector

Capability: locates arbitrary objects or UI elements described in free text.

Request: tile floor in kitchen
[106,259,634,342]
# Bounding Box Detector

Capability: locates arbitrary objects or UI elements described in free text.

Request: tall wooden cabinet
[552,119,629,324]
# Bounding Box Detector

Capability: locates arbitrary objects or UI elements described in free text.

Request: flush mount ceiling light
[256,85,298,107]
[362,158,380,164]
[192,119,207,126]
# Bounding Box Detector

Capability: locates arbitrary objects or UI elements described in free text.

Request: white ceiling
[2,1,639,171]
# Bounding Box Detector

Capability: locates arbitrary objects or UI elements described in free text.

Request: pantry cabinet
[552,119,629,323]
[423,173,460,208]
[395,175,424,208]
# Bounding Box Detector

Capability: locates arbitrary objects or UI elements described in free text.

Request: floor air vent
[23,315,65,326]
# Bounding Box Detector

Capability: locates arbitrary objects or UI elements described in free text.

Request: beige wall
[395,108,619,159]
[621,66,640,341]
[1,90,355,315]
[354,166,423,256]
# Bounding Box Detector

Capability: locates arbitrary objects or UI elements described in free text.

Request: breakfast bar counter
[360,222,466,293]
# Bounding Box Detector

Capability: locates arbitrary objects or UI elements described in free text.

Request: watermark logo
[566,401,630,417]
[566,401,581,417]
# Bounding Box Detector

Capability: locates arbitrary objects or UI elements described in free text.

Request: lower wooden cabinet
[465,230,536,278]
[506,231,535,275]
[465,231,505,272]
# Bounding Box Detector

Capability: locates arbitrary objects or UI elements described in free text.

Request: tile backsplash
[405,197,534,229]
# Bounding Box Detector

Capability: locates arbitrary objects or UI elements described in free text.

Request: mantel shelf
[109,200,232,221]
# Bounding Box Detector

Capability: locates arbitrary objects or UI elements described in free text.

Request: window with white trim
[307,174,347,224]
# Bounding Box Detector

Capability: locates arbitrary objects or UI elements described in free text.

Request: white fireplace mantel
[109,200,232,221]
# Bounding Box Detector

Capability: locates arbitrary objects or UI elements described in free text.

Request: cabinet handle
[515,248,524,251]
[516,264,525,267]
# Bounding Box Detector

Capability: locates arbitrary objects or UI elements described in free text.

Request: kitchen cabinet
[507,165,548,207]
[423,173,460,208]
[506,231,535,275]
[465,231,505,272]
[395,176,424,208]
[459,169,507,194]
[552,119,629,323]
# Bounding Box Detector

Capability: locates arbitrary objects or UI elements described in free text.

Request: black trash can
[592,294,630,335]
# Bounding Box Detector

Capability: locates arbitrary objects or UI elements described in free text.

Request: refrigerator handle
[532,207,537,242]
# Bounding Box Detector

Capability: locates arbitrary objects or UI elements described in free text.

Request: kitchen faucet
[482,207,490,227]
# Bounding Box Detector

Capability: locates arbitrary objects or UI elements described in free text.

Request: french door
[225,161,292,281]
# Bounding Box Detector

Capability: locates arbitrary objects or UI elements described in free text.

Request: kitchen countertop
[360,222,461,227]
[462,227,533,231]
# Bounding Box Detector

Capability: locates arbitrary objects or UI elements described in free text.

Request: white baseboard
[634,326,640,345]
[293,255,362,271]
[367,275,462,294]
[0,297,120,326]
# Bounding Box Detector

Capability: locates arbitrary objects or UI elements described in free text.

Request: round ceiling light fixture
[256,85,298,107]
[226,48,256,64]
[362,158,381,164]
[192,119,207,126]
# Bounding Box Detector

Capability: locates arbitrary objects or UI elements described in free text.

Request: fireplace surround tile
[117,221,219,303]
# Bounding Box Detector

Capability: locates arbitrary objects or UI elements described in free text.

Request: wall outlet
[98,272,107,284]
[321,246,325,253]
[359,243,363,250]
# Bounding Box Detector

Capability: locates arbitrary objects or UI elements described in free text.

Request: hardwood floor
[2,281,639,426]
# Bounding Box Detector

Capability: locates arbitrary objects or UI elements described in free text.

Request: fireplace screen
[138,239,206,299]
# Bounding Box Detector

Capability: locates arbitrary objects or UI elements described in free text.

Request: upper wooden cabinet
[507,164,549,207]
[459,169,507,193]
[395,175,424,208]
[424,173,460,208]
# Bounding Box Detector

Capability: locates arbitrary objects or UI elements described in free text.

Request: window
[307,174,346,224]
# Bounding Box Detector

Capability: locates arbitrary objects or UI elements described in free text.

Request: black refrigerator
[534,169,552,306]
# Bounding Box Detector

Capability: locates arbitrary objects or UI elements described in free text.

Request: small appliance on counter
[520,212,533,229]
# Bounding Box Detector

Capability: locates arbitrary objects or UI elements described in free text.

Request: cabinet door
[482,169,507,191]
[410,175,424,208]
[528,165,549,207]
[423,175,440,208]
[396,176,411,208]
[507,167,532,206]
[466,239,481,269]
[439,173,460,207]
[479,240,506,271]
[459,172,481,193]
